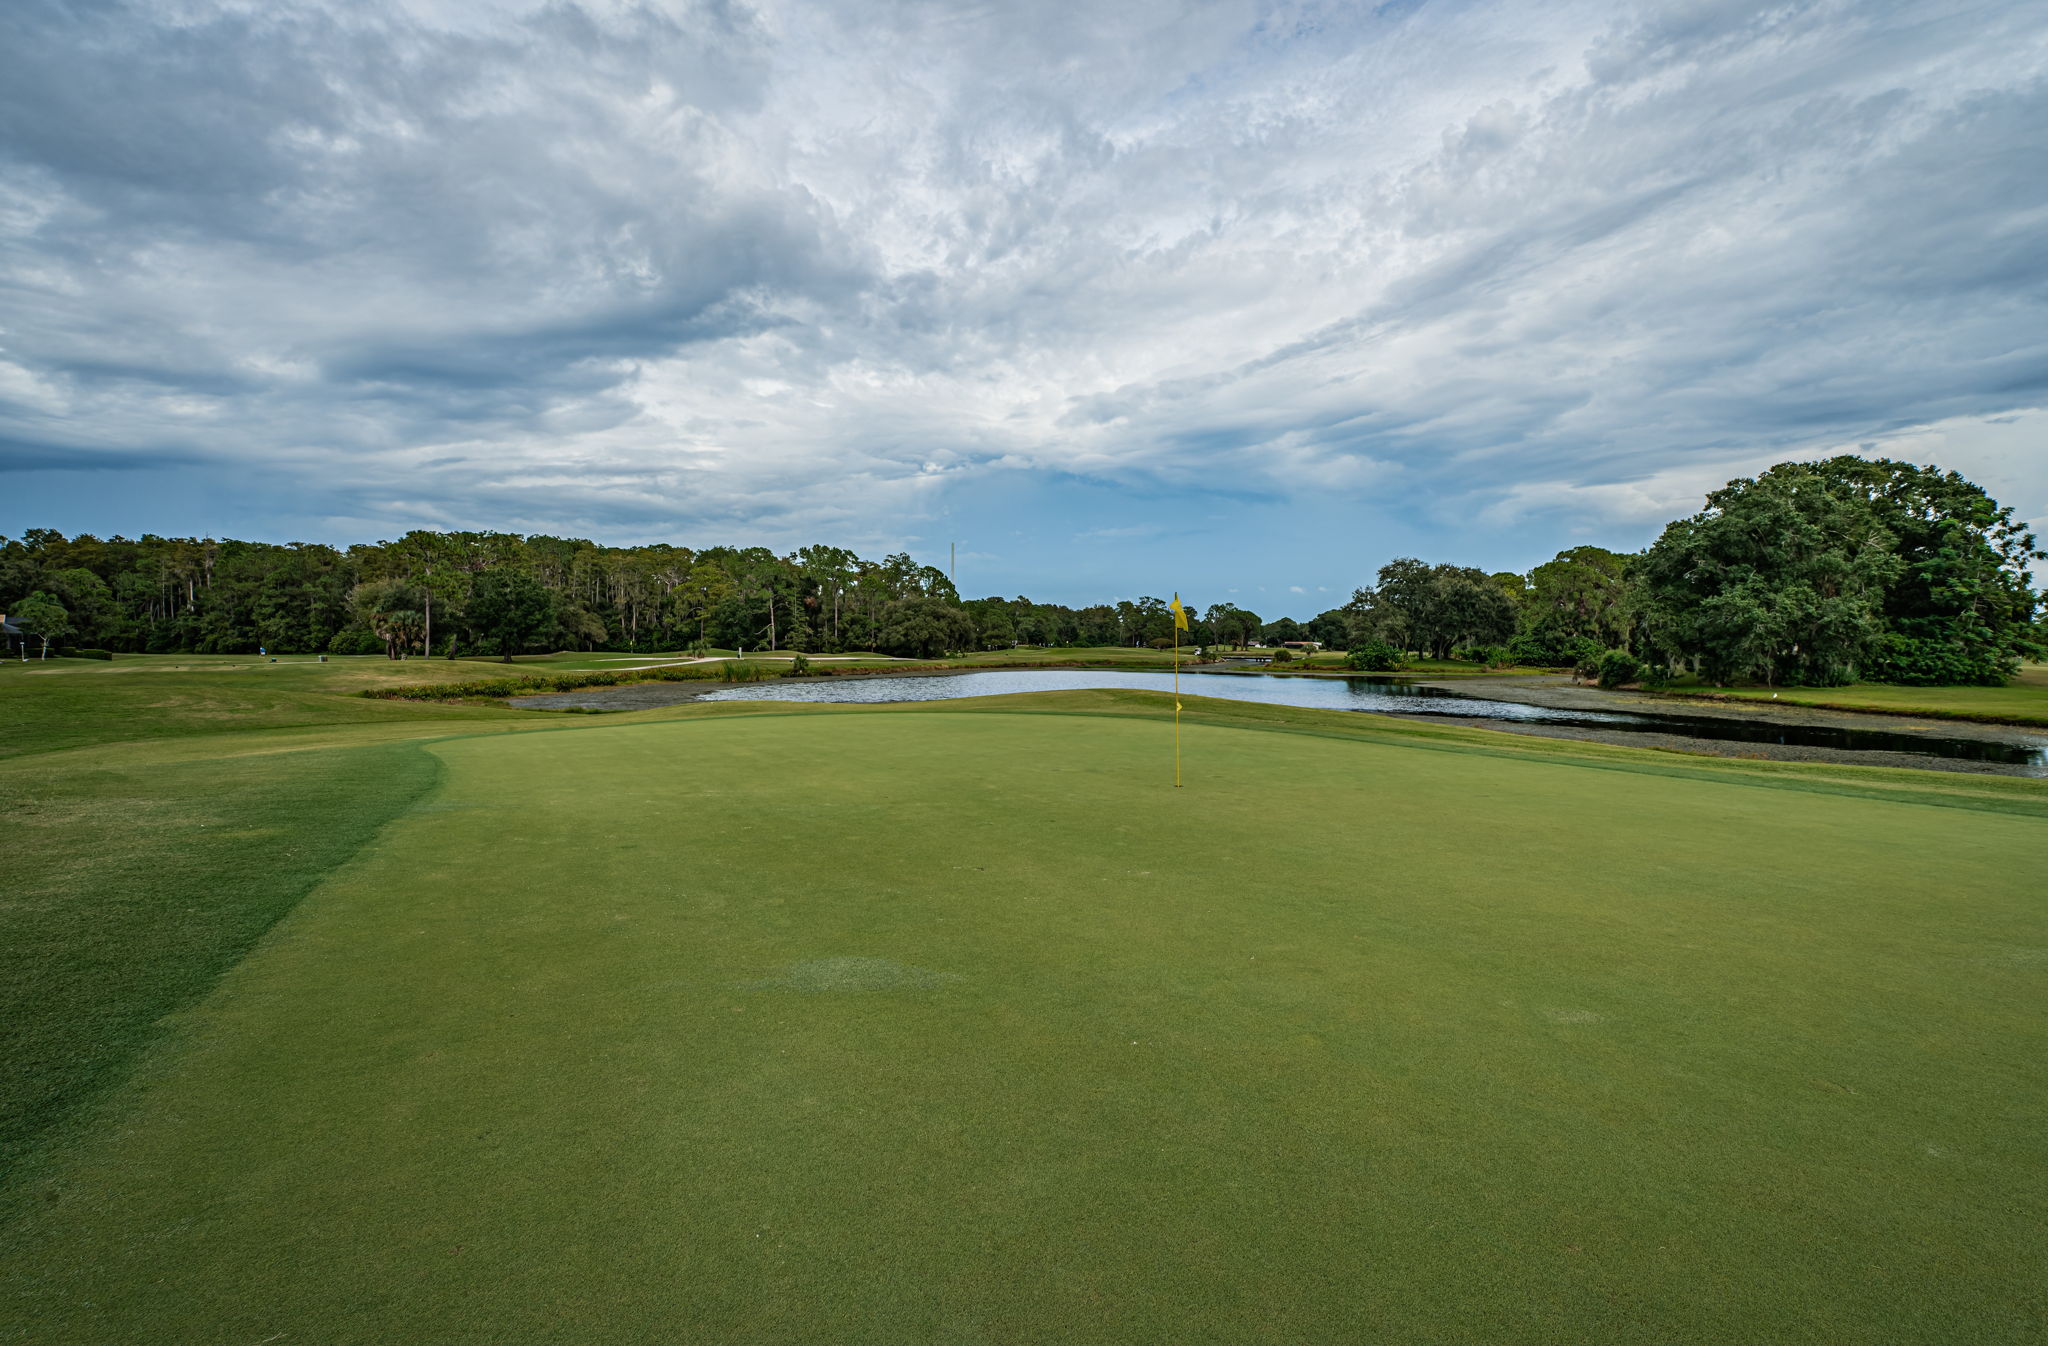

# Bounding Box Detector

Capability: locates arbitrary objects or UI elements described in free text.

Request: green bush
[327,628,385,656]
[1595,649,1643,689]
[1270,647,1294,663]
[362,663,723,701]
[1345,640,1401,672]
[1508,632,1601,669]
[784,654,812,677]
[1867,632,2023,687]
[722,660,771,683]
[368,677,538,700]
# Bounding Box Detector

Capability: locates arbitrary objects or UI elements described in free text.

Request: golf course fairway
[3,693,2044,1343]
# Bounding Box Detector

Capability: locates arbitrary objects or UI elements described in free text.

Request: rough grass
[0,654,522,759]
[364,663,728,701]
[937,645,1195,666]
[3,696,2043,1344]
[1670,663,2048,727]
[510,649,855,664]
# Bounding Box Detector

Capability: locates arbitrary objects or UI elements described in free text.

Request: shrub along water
[1596,649,1644,689]
[364,664,725,701]
[1345,639,1402,672]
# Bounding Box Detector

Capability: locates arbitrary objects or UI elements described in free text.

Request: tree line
[2,456,2039,682]
[0,529,1296,662]
[1342,457,2043,686]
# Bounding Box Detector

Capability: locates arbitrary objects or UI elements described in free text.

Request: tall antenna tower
[949,541,957,589]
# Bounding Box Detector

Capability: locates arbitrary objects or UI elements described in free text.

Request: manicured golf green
[3,690,2043,1344]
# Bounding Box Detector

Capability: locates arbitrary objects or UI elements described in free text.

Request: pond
[693,668,2048,773]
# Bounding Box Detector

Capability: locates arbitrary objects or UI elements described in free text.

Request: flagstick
[1173,628,1181,789]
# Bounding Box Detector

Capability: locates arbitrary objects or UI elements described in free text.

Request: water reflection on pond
[696,668,2048,773]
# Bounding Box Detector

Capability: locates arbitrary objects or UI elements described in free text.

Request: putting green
[4,703,2044,1343]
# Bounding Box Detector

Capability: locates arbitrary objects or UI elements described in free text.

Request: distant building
[1280,640,1322,650]
[1,614,27,659]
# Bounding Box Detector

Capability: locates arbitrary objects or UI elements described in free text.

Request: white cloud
[1480,408,2048,530]
[1,0,2045,563]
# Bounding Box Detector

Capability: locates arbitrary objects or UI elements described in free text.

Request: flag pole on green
[1169,593,1190,788]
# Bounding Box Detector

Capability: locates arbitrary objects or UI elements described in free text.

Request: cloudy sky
[2,0,2044,611]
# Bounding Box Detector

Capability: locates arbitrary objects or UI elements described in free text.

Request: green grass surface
[0,740,442,1183]
[0,654,526,759]
[500,650,910,669]
[1671,663,2048,726]
[2,673,2044,1343]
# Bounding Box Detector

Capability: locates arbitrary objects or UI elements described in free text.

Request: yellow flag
[1171,594,1184,788]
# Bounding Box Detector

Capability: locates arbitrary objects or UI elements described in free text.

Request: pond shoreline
[1413,675,2048,739]
[1401,675,2048,774]
[510,668,2048,776]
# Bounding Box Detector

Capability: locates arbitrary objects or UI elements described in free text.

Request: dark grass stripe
[0,741,441,1202]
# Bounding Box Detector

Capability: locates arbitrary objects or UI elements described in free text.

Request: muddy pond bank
[1398,676,2048,774]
